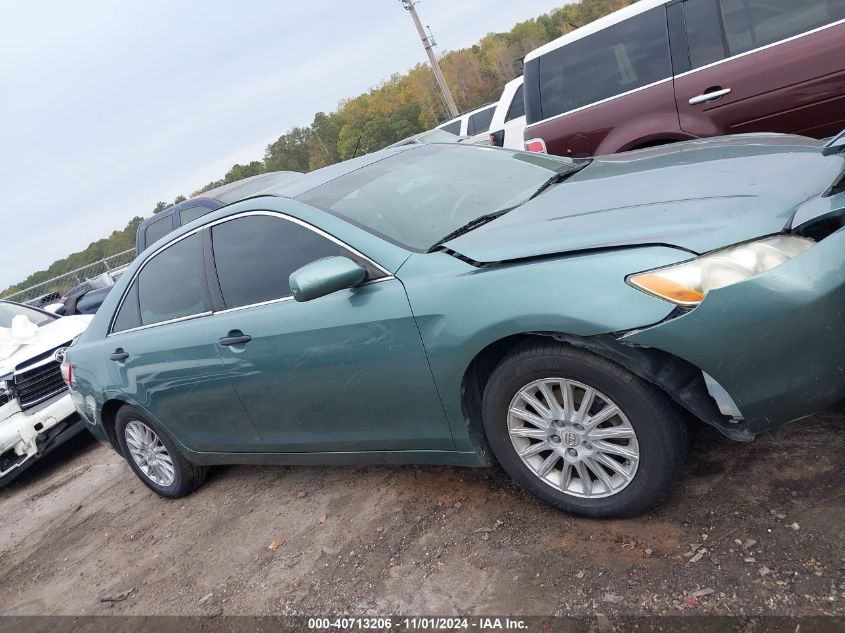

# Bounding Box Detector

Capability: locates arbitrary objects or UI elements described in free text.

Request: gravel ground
[0,412,842,617]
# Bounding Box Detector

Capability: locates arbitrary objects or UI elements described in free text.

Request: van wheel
[481,341,687,518]
[115,405,209,498]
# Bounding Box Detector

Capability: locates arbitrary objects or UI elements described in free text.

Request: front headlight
[627,235,815,306]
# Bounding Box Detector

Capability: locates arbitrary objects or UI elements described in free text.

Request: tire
[482,341,688,518]
[115,405,209,498]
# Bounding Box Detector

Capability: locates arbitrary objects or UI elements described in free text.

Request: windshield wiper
[528,160,591,201]
[426,206,516,253]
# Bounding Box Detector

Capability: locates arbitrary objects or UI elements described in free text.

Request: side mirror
[289,256,367,302]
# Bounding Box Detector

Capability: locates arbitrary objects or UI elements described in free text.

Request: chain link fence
[1,248,136,305]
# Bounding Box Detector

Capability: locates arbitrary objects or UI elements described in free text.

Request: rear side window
[439,120,461,135]
[144,215,173,248]
[112,282,141,333]
[536,7,671,119]
[684,0,729,68]
[137,234,208,326]
[179,206,214,226]
[467,107,495,136]
[211,215,341,309]
[717,0,844,56]
[505,84,525,122]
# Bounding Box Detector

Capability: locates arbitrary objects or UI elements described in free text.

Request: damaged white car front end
[0,302,92,484]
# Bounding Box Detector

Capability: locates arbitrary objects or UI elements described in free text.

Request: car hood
[444,135,845,262]
[0,315,92,377]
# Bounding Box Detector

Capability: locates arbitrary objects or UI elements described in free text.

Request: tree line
[3,0,631,298]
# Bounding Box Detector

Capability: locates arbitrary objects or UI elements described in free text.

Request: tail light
[524,138,547,153]
[60,360,73,387]
[489,130,505,147]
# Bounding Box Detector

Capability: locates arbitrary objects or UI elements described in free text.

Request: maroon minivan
[522,0,845,157]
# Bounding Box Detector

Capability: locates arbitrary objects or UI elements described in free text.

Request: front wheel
[115,405,209,498]
[482,341,688,518]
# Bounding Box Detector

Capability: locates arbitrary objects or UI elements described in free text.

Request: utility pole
[400,0,459,118]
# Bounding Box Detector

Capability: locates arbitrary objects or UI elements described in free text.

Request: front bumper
[625,226,845,437]
[0,391,83,482]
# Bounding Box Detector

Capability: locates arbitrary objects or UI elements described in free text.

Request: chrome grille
[14,348,68,410]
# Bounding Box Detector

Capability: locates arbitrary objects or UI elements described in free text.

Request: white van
[485,76,526,150]
[436,103,496,142]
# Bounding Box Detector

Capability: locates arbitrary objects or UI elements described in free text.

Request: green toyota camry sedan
[64,133,845,517]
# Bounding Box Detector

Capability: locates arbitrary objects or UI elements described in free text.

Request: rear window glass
[536,7,671,119]
[179,206,214,226]
[144,215,173,247]
[438,120,461,135]
[112,282,141,332]
[505,84,525,122]
[467,107,495,136]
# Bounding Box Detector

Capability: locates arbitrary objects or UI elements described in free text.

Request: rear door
[208,212,454,454]
[106,232,260,451]
[501,82,527,149]
[674,0,845,139]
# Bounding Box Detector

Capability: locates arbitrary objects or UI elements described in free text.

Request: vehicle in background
[135,170,303,253]
[23,293,62,310]
[387,128,467,148]
[486,76,526,150]
[436,103,497,142]
[0,301,92,486]
[522,0,845,157]
[54,269,128,317]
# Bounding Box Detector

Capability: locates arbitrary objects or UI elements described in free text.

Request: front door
[208,212,453,453]
[674,0,845,139]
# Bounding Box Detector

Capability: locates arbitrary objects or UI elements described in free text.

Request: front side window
[718,0,844,56]
[467,106,495,136]
[144,215,173,248]
[505,84,526,122]
[137,234,208,326]
[296,144,577,251]
[537,7,671,119]
[212,215,342,309]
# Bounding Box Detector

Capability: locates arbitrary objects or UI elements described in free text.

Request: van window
[467,106,495,136]
[717,0,845,56]
[439,120,461,136]
[536,7,672,120]
[505,84,525,122]
[137,234,208,326]
[179,205,214,226]
[144,215,173,248]
[684,0,728,68]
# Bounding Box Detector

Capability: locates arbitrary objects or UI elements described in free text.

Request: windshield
[0,302,56,328]
[295,144,577,251]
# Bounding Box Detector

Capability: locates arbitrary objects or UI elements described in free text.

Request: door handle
[110,350,129,361]
[218,334,252,346]
[689,88,732,105]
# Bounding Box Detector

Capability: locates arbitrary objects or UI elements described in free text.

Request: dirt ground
[0,412,842,617]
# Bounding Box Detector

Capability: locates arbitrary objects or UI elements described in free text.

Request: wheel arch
[460,331,746,445]
[99,396,133,455]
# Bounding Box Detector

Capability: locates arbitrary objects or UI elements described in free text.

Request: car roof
[437,102,497,128]
[199,170,303,204]
[525,0,667,62]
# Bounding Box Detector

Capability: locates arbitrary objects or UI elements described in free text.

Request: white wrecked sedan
[0,301,92,485]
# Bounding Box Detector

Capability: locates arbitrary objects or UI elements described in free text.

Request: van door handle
[218,334,252,346]
[110,350,129,361]
[689,88,732,105]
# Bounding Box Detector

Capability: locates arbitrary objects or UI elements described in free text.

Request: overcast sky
[1,0,568,289]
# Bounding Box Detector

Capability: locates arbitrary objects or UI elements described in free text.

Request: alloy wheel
[507,378,639,498]
[124,420,176,487]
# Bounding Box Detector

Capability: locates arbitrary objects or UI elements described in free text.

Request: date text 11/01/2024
[307,617,528,630]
